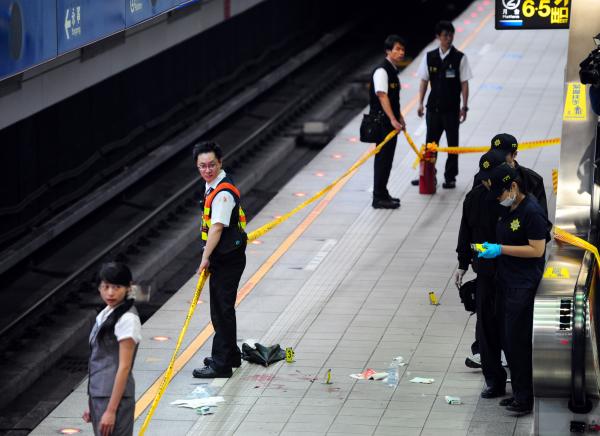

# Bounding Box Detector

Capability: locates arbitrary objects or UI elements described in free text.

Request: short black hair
[98,262,132,287]
[384,35,406,52]
[96,262,135,339]
[192,141,223,164]
[435,20,455,35]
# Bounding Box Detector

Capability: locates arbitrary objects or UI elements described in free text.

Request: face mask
[499,190,516,207]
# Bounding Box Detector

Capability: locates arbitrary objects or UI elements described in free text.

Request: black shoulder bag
[359,111,386,143]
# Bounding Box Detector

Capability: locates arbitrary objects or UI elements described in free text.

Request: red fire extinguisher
[419,143,436,195]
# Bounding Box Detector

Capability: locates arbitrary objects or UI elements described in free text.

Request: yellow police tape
[139,270,208,435]
[552,168,558,194]
[246,130,399,241]
[406,132,561,169]
[137,129,399,435]
[554,226,600,269]
[434,137,561,154]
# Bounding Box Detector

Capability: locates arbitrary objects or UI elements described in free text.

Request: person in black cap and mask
[478,163,549,414]
[455,149,507,392]
[489,133,547,217]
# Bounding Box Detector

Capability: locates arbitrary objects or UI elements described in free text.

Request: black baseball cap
[478,149,507,178]
[491,133,518,153]
[487,163,518,197]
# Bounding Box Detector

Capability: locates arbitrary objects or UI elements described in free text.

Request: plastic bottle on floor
[387,362,398,387]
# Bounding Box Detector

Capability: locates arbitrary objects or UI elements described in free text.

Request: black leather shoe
[442,181,456,189]
[388,196,401,203]
[481,386,506,399]
[499,397,515,407]
[505,399,533,414]
[204,356,241,368]
[372,199,400,209]
[192,365,232,378]
[411,179,419,186]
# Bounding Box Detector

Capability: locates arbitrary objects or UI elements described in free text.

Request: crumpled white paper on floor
[409,377,435,384]
[170,397,225,408]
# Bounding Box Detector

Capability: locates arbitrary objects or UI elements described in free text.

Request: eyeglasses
[197,162,218,171]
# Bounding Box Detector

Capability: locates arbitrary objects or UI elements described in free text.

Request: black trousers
[208,247,246,371]
[476,274,506,389]
[426,109,460,182]
[500,286,535,404]
[373,135,397,200]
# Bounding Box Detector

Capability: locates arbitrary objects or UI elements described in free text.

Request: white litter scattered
[170,397,225,408]
[349,368,388,380]
[409,377,435,384]
[445,395,461,405]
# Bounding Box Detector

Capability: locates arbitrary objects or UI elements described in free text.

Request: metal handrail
[570,251,595,413]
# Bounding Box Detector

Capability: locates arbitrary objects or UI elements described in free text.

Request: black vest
[369,60,401,122]
[426,47,464,112]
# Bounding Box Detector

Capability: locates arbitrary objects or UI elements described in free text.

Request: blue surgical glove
[477,242,502,258]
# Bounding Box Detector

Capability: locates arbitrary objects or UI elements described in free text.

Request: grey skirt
[89,396,134,436]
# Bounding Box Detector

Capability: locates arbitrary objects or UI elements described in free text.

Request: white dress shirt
[373,59,401,95]
[205,170,235,227]
[417,46,473,82]
[96,304,142,343]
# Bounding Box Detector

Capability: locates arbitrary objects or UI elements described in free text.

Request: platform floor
[32,2,567,435]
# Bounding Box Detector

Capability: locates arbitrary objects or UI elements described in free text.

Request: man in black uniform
[489,133,548,217]
[456,149,507,398]
[414,20,472,189]
[192,142,247,378]
[368,35,407,209]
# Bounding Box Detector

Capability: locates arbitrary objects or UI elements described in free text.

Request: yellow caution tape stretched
[139,270,209,436]
[434,137,560,154]
[138,129,399,435]
[403,131,560,169]
[552,168,558,194]
[553,226,600,268]
[247,130,399,241]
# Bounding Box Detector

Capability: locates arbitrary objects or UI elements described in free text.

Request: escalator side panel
[532,0,600,400]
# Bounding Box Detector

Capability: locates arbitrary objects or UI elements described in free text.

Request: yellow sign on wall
[563,82,587,121]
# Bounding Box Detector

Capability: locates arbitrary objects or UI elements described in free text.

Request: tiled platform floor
[32,2,566,435]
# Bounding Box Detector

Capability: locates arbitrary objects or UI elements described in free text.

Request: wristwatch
[462,106,469,112]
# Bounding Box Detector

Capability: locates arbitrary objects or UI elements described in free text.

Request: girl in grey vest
[83,262,141,436]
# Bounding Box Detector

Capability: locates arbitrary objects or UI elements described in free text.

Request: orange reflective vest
[201,178,247,253]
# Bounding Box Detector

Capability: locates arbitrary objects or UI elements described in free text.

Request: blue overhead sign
[0,0,58,79]
[126,0,177,27]
[0,0,202,81]
[57,0,126,54]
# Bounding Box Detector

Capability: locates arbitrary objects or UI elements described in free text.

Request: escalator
[532,0,600,433]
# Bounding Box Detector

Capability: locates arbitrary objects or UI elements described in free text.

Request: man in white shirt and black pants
[192,142,247,379]
[369,35,407,209]
[415,20,473,189]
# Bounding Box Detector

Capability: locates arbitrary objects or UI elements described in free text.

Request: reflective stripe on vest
[201,182,246,241]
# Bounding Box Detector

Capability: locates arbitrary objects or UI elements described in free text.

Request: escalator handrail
[570,250,595,413]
